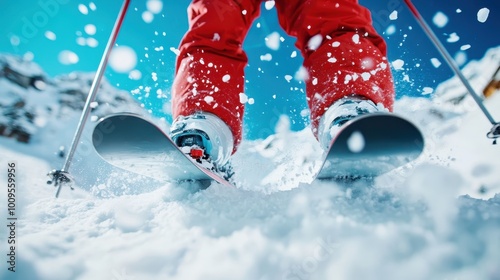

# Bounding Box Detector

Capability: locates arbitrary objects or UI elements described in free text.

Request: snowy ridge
[0,53,146,158]
[0,47,499,280]
[433,46,500,108]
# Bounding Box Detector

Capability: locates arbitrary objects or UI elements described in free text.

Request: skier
[170,0,395,169]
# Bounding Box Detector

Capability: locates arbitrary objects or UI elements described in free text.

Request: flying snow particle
[76,37,86,46]
[389,11,398,20]
[142,11,154,23]
[351,34,360,44]
[432,11,448,28]
[44,31,56,41]
[361,57,375,69]
[385,25,396,36]
[78,4,89,15]
[169,47,180,56]
[454,51,467,66]
[422,87,434,95]
[204,96,214,104]
[265,32,281,50]
[308,34,323,50]
[430,58,442,68]
[294,66,309,81]
[147,0,163,14]
[84,24,96,35]
[291,51,297,58]
[265,1,275,10]
[33,80,46,91]
[391,59,405,70]
[128,70,142,80]
[347,131,365,153]
[58,50,79,65]
[332,41,341,47]
[477,8,490,23]
[361,72,371,81]
[23,52,34,61]
[248,98,255,105]
[109,46,137,73]
[447,33,460,43]
[10,35,20,46]
[222,74,231,82]
[89,2,97,11]
[260,53,272,61]
[460,44,471,51]
[239,93,249,104]
[86,38,99,48]
[284,75,293,82]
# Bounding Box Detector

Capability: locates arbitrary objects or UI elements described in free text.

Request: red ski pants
[172,0,395,152]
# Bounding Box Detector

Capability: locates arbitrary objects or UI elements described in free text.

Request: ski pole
[403,0,499,143]
[47,0,131,197]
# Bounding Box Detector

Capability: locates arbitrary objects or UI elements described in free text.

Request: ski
[92,113,234,188]
[314,112,424,181]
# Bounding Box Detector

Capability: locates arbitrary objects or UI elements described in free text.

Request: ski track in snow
[1,48,500,279]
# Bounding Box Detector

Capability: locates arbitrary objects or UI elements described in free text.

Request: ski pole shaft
[403,0,497,125]
[54,0,131,197]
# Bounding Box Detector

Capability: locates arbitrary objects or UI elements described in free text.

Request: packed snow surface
[0,47,499,280]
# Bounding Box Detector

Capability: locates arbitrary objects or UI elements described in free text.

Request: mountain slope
[0,47,499,280]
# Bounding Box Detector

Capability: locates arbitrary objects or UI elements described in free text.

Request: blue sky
[1,0,498,140]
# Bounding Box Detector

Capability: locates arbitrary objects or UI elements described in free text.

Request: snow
[109,46,138,73]
[308,34,323,50]
[432,11,449,28]
[128,69,142,80]
[265,1,275,10]
[78,4,89,15]
[1,48,500,280]
[239,93,249,104]
[389,11,398,21]
[460,44,471,51]
[260,53,272,61]
[85,38,99,48]
[477,8,490,23]
[346,131,365,153]
[84,24,96,36]
[58,50,79,65]
[147,0,163,14]
[385,25,396,36]
[430,57,442,68]
[44,31,56,41]
[391,59,405,70]
[446,32,460,43]
[142,11,154,24]
[265,32,281,51]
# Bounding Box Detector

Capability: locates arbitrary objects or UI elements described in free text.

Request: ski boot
[170,112,235,180]
[318,95,387,150]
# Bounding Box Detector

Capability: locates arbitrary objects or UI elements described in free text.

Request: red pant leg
[275,0,395,136]
[172,0,261,151]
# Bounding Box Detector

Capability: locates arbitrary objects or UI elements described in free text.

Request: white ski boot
[170,112,234,178]
[318,95,386,150]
